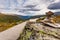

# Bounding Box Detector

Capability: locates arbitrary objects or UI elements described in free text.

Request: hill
[0,13,24,32]
[17,15,60,40]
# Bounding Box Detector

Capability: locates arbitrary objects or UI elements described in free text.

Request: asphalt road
[0,21,27,40]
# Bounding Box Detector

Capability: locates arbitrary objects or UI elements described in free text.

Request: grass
[36,15,60,23]
[0,13,24,32]
[17,26,33,40]
[54,16,60,23]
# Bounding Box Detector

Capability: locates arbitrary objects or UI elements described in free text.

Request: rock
[17,22,60,40]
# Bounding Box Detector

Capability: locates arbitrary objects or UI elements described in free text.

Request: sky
[0,0,60,16]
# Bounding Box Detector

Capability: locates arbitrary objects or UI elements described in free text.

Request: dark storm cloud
[48,2,60,10]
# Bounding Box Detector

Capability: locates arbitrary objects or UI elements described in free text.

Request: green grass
[0,13,24,32]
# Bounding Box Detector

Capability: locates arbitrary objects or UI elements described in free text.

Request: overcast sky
[0,0,60,16]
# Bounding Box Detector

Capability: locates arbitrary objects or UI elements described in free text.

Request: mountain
[0,13,24,22]
[17,15,31,20]
[1,11,60,20]
[17,15,45,20]
[54,12,60,15]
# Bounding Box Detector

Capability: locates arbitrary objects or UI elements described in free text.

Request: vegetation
[36,16,45,22]
[17,27,33,40]
[36,15,60,23]
[17,24,34,40]
[17,23,41,40]
[54,16,60,23]
[18,15,60,40]
[17,20,60,40]
[0,13,24,32]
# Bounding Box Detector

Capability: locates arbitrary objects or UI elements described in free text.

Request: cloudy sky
[0,0,60,16]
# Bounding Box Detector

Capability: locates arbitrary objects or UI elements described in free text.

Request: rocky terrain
[17,21,60,40]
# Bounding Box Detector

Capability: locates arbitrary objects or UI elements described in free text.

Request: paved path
[0,21,27,40]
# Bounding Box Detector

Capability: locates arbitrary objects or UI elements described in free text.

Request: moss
[17,26,33,40]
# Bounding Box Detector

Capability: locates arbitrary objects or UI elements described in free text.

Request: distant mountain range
[17,12,60,20]
[17,15,31,20]
[0,13,43,20]
[54,12,60,15]
[0,12,60,20]
[17,15,44,20]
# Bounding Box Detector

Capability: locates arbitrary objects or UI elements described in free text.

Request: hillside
[18,22,60,40]
[0,13,24,32]
[55,16,60,23]
[17,15,60,40]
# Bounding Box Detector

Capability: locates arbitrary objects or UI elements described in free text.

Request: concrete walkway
[0,21,27,40]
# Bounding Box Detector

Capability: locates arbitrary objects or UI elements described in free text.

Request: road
[0,21,27,40]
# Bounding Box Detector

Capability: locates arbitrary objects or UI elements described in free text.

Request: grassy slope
[0,13,24,32]
[55,16,60,23]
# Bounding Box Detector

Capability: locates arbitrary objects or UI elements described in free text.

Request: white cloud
[54,0,60,3]
[22,0,55,16]
[0,0,59,16]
